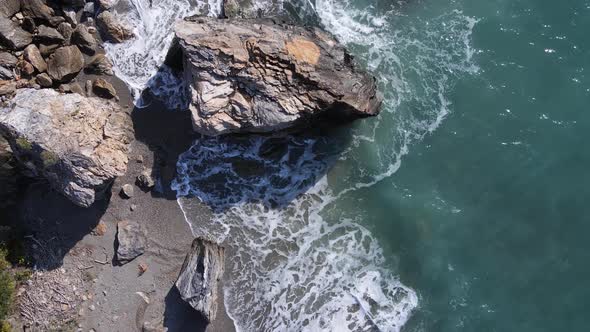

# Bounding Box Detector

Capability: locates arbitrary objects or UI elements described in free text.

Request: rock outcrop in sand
[0,89,133,207]
[171,16,382,135]
[175,238,225,323]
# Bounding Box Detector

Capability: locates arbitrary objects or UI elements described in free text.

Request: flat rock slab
[0,89,133,207]
[172,16,382,135]
[175,238,225,323]
[116,220,147,263]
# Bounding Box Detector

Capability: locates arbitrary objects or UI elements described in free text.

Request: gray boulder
[21,0,54,22]
[172,17,382,136]
[0,89,133,207]
[36,25,65,44]
[24,44,48,73]
[0,52,18,67]
[97,11,134,43]
[0,67,12,80]
[0,0,20,18]
[47,45,84,82]
[0,16,33,49]
[116,220,147,263]
[72,24,97,55]
[175,238,225,323]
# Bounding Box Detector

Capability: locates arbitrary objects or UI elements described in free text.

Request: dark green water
[336,0,590,330]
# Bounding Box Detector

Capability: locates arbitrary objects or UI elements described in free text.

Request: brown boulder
[96,11,134,43]
[47,45,84,82]
[24,44,47,73]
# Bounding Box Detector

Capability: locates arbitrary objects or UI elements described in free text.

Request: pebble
[130,204,137,211]
[120,184,134,198]
[89,304,96,311]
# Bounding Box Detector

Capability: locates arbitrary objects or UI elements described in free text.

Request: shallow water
[106,0,590,330]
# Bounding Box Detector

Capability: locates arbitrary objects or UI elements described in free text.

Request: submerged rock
[0,89,133,207]
[175,238,225,323]
[171,16,382,135]
[116,220,146,263]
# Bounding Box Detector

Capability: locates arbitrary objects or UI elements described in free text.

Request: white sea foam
[105,0,479,330]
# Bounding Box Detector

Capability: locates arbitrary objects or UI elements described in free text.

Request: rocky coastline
[0,0,381,331]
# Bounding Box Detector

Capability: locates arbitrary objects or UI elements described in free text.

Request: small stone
[92,221,107,236]
[136,170,155,190]
[57,22,73,43]
[136,155,143,163]
[138,262,148,275]
[85,79,92,95]
[130,204,137,211]
[82,295,87,301]
[14,13,23,20]
[120,184,134,198]
[78,308,85,316]
[18,61,35,76]
[89,304,95,311]
[103,290,107,296]
[116,220,147,263]
[93,78,117,99]
[36,73,52,87]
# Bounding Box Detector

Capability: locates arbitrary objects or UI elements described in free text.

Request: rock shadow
[15,180,110,270]
[163,286,207,332]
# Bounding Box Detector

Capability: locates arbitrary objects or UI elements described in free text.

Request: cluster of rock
[170,16,382,135]
[0,0,131,101]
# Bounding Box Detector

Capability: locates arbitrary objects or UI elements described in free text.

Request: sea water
[105,0,590,330]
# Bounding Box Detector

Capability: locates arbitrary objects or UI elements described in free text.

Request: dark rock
[97,11,134,43]
[0,52,17,67]
[48,16,66,27]
[136,170,155,190]
[92,78,117,99]
[85,54,113,75]
[0,0,20,18]
[57,22,73,43]
[116,220,146,263]
[0,88,133,207]
[60,0,86,8]
[36,25,65,44]
[47,45,84,82]
[120,183,134,198]
[24,44,47,73]
[0,16,32,49]
[39,43,59,56]
[0,81,15,96]
[0,67,12,80]
[175,238,225,323]
[72,24,97,55]
[62,8,77,27]
[22,17,36,33]
[172,17,382,135]
[21,0,54,22]
[35,72,52,87]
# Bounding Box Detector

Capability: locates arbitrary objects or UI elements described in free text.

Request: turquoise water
[107,0,590,330]
[334,0,590,330]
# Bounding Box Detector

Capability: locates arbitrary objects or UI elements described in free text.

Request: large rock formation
[171,16,382,136]
[175,238,225,323]
[0,89,133,207]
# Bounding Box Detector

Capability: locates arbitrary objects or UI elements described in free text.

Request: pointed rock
[116,220,147,263]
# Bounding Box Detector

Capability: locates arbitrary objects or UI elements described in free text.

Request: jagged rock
[0,89,133,207]
[21,0,54,22]
[24,44,47,73]
[39,43,59,56]
[57,22,73,43]
[0,0,20,18]
[83,2,95,15]
[72,24,97,55]
[85,54,113,75]
[0,52,17,67]
[63,8,77,27]
[136,170,155,190]
[36,25,65,44]
[35,72,52,87]
[175,238,224,323]
[0,16,32,49]
[0,67,12,80]
[0,81,15,96]
[172,17,382,136]
[47,45,84,82]
[120,183,134,198]
[93,78,117,99]
[97,11,134,43]
[98,0,120,10]
[116,220,146,263]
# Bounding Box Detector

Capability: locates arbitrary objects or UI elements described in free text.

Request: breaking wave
[102,0,479,330]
